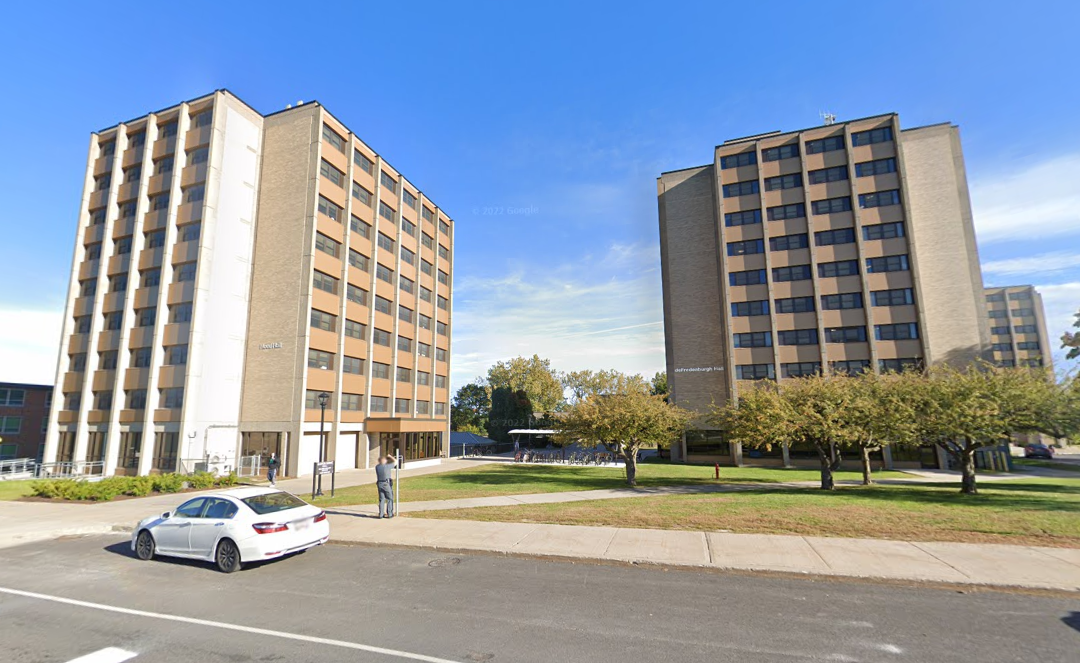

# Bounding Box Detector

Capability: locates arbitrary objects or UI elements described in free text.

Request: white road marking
[65,647,138,663]
[876,643,904,654]
[0,586,460,663]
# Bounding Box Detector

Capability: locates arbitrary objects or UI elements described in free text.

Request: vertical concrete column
[842,123,879,374]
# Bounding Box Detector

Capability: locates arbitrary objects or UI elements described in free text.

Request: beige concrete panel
[123,368,149,390]
[871,305,918,325]
[828,344,871,361]
[156,365,185,389]
[180,163,207,187]
[814,243,859,263]
[805,180,851,201]
[126,327,154,349]
[723,193,761,213]
[184,124,211,148]
[722,224,764,243]
[719,163,758,183]
[733,347,775,364]
[760,188,805,207]
[876,339,923,358]
[820,309,868,328]
[166,282,195,305]
[161,323,189,346]
[175,202,202,225]
[865,272,914,291]
[309,328,338,352]
[851,142,896,163]
[861,237,908,258]
[812,211,856,231]
[816,274,863,295]
[133,288,156,309]
[152,136,177,160]
[170,241,199,264]
[770,279,815,300]
[768,248,811,268]
[143,210,167,231]
[729,316,772,333]
[776,345,824,363]
[804,149,848,171]
[307,367,336,392]
[858,205,905,226]
[147,174,169,196]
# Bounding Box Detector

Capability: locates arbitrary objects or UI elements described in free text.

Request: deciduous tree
[555,374,691,486]
[451,379,490,433]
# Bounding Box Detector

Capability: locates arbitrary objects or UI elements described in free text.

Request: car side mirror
[161,511,171,519]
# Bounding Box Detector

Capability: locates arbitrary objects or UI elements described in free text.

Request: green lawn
[310,462,906,508]
[1014,458,1080,473]
[419,477,1080,548]
[0,480,36,501]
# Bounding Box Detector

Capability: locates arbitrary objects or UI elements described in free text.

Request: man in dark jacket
[375,456,395,518]
[266,453,280,487]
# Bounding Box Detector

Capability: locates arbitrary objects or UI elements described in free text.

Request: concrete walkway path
[327,514,1080,591]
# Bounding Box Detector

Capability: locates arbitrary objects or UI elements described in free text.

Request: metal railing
[237,455,261,478]
[0,458,36,479]
[35,461,105,479]
[178,456,237,476]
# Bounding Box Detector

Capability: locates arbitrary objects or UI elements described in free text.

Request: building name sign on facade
[259,342,282,350]
[674,366,725,373]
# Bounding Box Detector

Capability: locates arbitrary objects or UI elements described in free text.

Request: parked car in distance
[1024,443,1055,459]
[131,487,329,573]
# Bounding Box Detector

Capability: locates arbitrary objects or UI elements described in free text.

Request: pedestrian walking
[266,453,280,486]
[375,455,395,518]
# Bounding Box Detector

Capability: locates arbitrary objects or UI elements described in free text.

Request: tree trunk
[817,446,835,491]
[623,450,638,487]
[860,447,873,486]
[959,448,978,495]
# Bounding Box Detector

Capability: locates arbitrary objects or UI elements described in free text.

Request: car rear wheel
[215,539,242,574]
[135,530,155,561]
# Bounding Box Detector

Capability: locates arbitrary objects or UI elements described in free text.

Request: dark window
[379,202,395,221]
[349,250,369,271]
[403,219,417,237]
[352,183,372,206]
[824,326,867,343]
[731,300,769,316]
[767,203,805,221]
[774,296,815,314]
[805,136,845,154]
[736,364,775,380]
[373,329,391,346]
[307,349,334,370]
[764,174,802,191]
[814,228,856,246]
[811,197,852,215]
[376,264,394,284]
[821,293,863,310]
[1012,308,1035,317]
[866,255,909,273]
[772,265,812,282]
[831,360,871,375]
[875,323,919,341]
[858,190,901,209]
[851,126,893,146]
[727,239,764,256]
[350,216,371,238]
[988,310,1008,319]
[1014,324,1037,333]
[762,144,799,162]
[345,319,365,339]
[720,152,756,169]
[1017,341,1040,350]
[347,284,367,305]
[991,326,1011,336]
[310,309,336,332]
[863,222,905,240]
[343,356,364,375]
[723,181,759,198]
[354,150,374,175]
[729,269,767,286]
[879,358,921,373]
[769,233,808,251]
[855,158,897,177]
[374,296,391,315]
[992,342,1012,352]
[733,332,772,348]
[1008,291,1032,301]
[778,329,818,345]
[871,288,913,306]
[818,260,859,278]
[322,124,346,153]
[782,362,821,378]
[312,271,338,294]
[725,209,762,227]
[808,166,849,184]
[403,190,417,209]
[380,171,398,193]
[318,196,343,222]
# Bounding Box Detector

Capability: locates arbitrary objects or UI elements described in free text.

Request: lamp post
[316,391,329,496]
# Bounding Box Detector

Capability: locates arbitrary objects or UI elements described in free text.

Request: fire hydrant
[715,463,720,480]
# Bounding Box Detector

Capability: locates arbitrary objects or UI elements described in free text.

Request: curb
[324,538,1080,597]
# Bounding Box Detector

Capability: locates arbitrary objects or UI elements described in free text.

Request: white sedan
[131,487,329,573]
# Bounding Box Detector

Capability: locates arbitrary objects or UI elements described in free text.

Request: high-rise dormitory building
[658,113,990,466]
[984,285,1052,370]
[44,90,453,478]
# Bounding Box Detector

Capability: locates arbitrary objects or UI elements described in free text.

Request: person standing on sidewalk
[266,453,280,487]
[375,456,395,518]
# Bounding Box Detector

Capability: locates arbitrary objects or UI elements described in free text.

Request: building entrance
[241,432,284,478]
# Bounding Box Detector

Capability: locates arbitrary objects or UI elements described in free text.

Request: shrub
[188,471,217,490]
[151,473,185,494]
[124,476,155,497]
[215,472,239,487]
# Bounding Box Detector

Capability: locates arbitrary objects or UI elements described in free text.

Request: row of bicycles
[514,450,618,465]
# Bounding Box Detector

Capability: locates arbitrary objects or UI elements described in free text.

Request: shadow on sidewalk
[325,508,381,519]
[1063,612,1080,634]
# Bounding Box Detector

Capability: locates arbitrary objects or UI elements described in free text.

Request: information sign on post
[311,461,336,499]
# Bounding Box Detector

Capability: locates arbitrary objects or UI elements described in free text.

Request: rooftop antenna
[820,111,837,126]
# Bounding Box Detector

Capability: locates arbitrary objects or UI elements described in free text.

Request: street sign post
[312,460,336,499]
[394,448,401,515]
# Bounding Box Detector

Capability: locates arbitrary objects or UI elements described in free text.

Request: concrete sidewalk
[326,514,1080,591]
[0,458,485,550]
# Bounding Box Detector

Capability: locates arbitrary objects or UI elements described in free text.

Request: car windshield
[241,491,308,515]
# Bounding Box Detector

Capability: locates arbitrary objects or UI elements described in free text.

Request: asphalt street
[0,535,1076,663]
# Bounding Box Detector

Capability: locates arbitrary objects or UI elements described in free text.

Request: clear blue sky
[1,0,1078,388]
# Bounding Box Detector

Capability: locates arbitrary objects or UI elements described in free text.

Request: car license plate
[295,519,310,531]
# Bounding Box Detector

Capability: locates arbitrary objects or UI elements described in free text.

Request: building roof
[0,382,53,390]
[449,432,497,446]
[719,112,897,146]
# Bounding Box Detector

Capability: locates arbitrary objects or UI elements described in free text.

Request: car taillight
[314,511,327,523]
[252,523,288,534]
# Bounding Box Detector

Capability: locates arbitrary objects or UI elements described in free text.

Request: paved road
[0,535,1077,663]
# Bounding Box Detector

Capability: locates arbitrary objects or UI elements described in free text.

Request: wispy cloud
[982,251,1080,277]
[450,241,665,389]
[1033,281,1080,374]
[971,153,1080,243]
[0,306,62,384]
